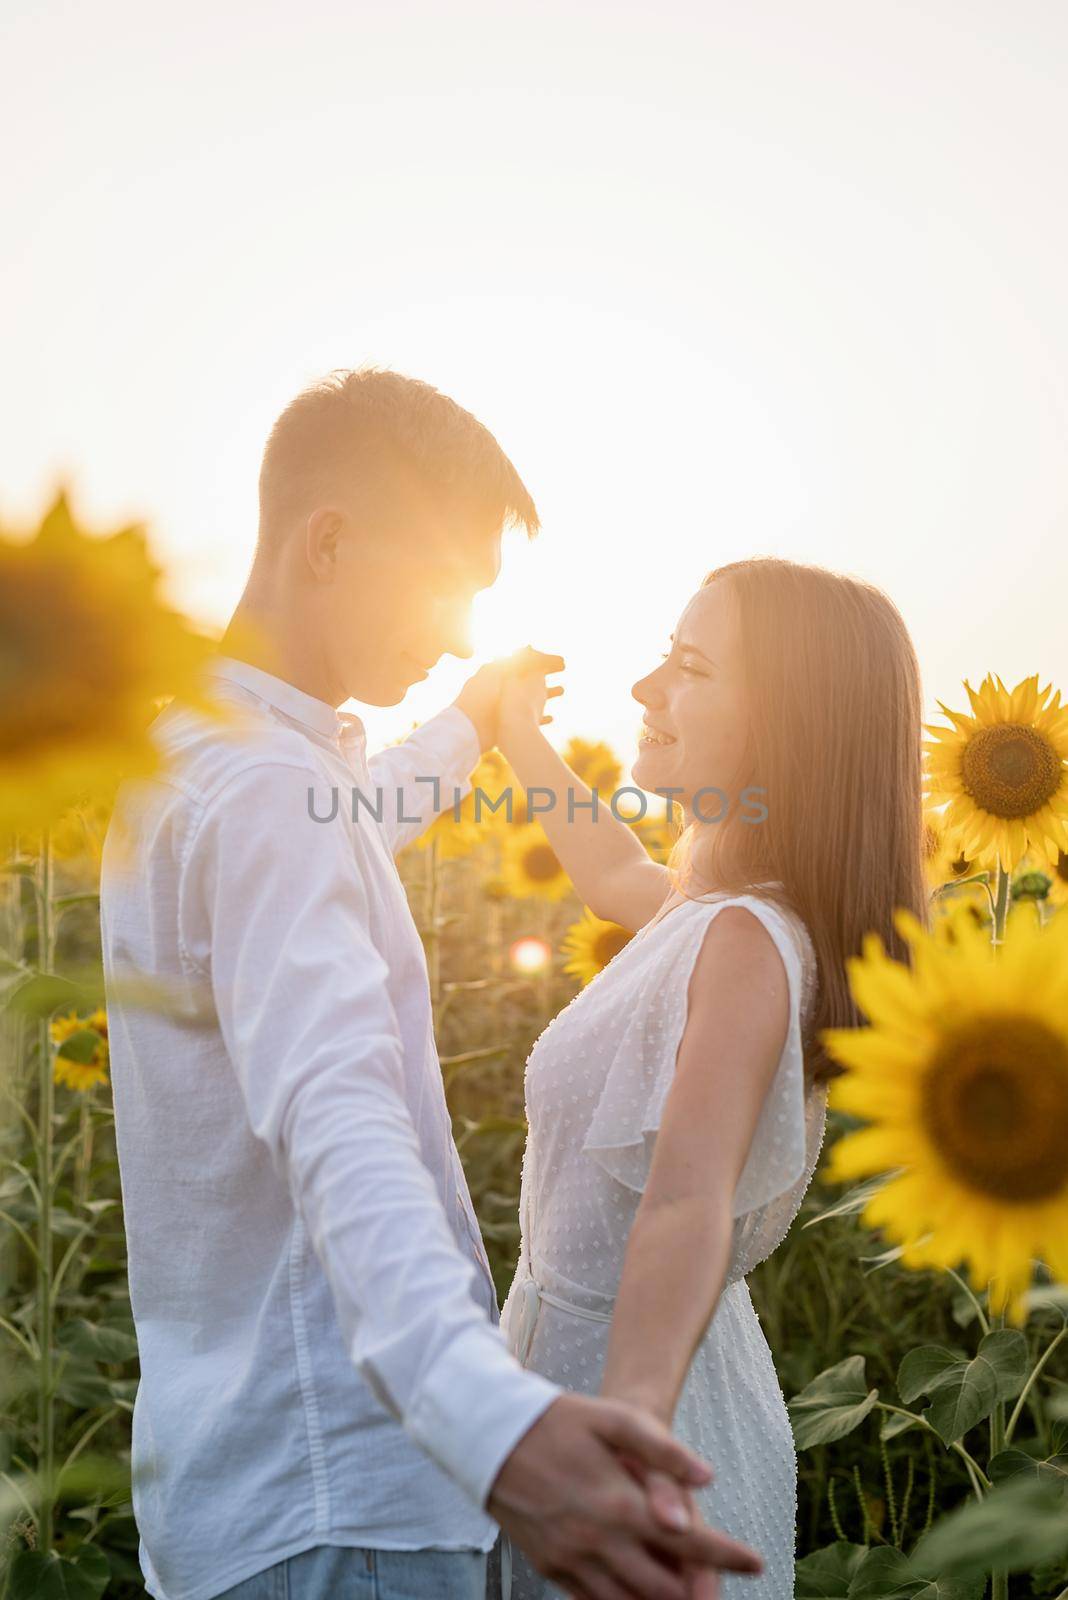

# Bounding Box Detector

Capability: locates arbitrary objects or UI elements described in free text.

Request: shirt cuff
[406,1322,561,1510]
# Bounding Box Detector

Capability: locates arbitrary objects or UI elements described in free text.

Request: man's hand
[452,647,564,753]
[488,1394,763,1600]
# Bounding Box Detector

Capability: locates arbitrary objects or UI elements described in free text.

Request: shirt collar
[201,655,368,756]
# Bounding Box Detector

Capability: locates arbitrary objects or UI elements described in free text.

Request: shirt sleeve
[180,758,559,1509]
[365,705,483,856]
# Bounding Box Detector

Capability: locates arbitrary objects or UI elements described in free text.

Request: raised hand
[452,646,565,753]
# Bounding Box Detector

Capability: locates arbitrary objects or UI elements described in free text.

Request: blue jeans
[210,1540,491,1599]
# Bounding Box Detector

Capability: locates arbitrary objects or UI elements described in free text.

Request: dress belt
[512,1267,614,1368]
[500,1262,615,1600]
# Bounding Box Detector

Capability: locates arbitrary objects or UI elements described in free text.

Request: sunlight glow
[509,936,553,975]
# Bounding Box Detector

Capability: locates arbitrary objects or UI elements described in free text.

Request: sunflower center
[960,725,1062,819]
[593,927,632,966]
[921,1016,1068,1202]
[523,843,564,882]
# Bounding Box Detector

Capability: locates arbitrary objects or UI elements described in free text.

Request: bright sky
[3,0,1066,775]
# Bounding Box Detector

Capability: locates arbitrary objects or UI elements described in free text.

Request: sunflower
[562,737,622,798]
[500,823,573,901]
[923,674,1068,872]
[821,902,1068,1323]
[561,907,634,985]
[413,749,517,857]
[50,1006,110,1093]
[922,809,993,892]
[0,493,223,849]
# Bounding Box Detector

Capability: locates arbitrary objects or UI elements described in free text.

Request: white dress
[487,891,828,1600]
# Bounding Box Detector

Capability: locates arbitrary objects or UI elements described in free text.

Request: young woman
[485,558,926,1600]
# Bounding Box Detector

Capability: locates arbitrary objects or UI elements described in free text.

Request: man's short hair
[257,367,539,554]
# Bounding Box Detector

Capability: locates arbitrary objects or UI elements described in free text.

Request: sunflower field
[2,499,1068,1599]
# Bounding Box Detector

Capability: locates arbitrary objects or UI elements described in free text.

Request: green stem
[945,1266,990,1336]
[988,1305,1008,1600]
[898,1454,915,1549]
[880,1431,899,1545]
[992,861,1010,946]
[1005,1325,1067,1445]
[920,1433,937,1537]
[980,871,1011,1594]
[35,826,56,1552]
[852,1463,873,1542]
[826,1474,848,1542]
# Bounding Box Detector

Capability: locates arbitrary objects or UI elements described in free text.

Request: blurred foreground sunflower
[923,673,1068,871]
[500,823,573,901]
[0,492,221,847]
[821,901,1068,1324]
[50,1006,109,1092]
[560,907,633,985]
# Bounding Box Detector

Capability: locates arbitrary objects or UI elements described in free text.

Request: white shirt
[99,655,560,1600]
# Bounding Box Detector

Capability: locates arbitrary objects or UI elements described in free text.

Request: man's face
[323,514,502,706]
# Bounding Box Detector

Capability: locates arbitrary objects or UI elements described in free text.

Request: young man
[100,369,762,1600]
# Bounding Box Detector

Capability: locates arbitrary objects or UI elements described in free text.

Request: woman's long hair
[666,558,927,1089]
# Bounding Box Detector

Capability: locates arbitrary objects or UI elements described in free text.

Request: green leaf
[794,1540,869,1597]
[7,974,94,1018]
[988,1448,1068,1488]
[847,1547,919,1599]
[897,1346,963,1404]
[846,1546,986,1600]
[55,1028,103,1065]
[67,1544,111,1597]
[897,1337,1016,1444]
[911,1476,1068,1577]
[787,1356,879,1449]
[925,1356,998,1445]
[53,1450,132,1504]
[49,1206,88,1238]
[8,1550,100,1600]
[55,1360,115,1409]
[977,1329,1028,1401]
[57,1318,139,1364]
[880,1409,920,1442]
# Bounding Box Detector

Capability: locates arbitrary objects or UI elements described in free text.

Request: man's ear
[306,506,346,580]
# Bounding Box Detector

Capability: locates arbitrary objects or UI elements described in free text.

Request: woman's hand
[614,1456,724,1600]
[497,646,565,754]
[452,647,563,754]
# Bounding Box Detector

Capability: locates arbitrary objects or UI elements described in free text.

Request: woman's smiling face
[631,579,751,817]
